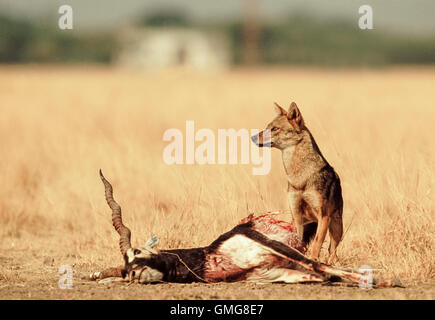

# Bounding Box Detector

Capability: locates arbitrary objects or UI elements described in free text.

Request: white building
[117,27,231,71]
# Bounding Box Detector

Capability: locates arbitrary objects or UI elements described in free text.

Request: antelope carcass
[91,171,401,287]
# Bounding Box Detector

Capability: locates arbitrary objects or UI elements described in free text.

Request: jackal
[251,102,343,263]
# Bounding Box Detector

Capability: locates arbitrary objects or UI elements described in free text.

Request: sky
[1,0,435,35]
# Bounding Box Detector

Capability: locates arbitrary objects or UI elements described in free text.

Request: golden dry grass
[0,65,433,284]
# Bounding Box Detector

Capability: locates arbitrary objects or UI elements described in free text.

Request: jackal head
[251,102,305,150]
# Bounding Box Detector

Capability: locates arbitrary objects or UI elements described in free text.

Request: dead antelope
[91,171,401,287]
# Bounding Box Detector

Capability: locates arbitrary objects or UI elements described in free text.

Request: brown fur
[251,102,344,263]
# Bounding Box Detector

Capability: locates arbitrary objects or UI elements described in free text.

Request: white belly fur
[218,234,270,269]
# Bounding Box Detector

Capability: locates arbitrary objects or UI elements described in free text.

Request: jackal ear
[287,102,304,128]
[274,102,287,116]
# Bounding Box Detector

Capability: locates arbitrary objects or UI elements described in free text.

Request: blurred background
[1,0,434,67]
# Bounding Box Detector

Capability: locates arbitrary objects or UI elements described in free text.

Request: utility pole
[243,0,260,65]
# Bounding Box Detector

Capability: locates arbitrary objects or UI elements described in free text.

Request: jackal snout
[251,102,305,150]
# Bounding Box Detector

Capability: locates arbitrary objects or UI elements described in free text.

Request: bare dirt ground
[1,236,433,300]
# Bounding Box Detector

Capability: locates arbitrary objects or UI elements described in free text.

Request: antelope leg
[90,265,124,281]
[240,228,362,283]
[246,268,326,284]
[97,277,128,284]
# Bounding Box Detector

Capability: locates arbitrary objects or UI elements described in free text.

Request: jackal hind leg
[310,214,330,261]
[327,212,343,264]
[301,192,329,261]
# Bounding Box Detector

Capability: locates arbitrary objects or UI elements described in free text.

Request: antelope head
[99,170,164,283]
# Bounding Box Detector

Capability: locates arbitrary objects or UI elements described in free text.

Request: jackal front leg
[302,191,329,261]
[288,191,304,240]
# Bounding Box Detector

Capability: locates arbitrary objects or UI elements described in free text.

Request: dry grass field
[0,65,433,299]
